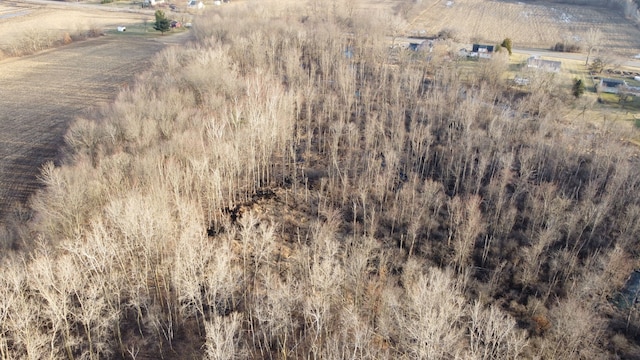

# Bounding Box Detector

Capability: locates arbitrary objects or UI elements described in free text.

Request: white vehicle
[187,0,204,9]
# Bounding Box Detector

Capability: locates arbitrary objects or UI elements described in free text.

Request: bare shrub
[86,23,103,38]
[437,28,458,41]
[541,297,607,359]
[552,41,581,52]
[394,262,467,359]
[62,32,72,45]
[469,301,529,359]
[9,28,56,56]
[204,313,244,360]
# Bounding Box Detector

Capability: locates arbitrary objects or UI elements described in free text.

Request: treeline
[0,0,639,359]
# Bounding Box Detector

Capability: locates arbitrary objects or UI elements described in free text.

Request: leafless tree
[584,27,602,66]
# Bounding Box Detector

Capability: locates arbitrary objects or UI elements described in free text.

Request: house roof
[601,78,626,87]
[472,44,494,53]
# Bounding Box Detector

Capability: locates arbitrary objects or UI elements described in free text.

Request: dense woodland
[1,1,640,359]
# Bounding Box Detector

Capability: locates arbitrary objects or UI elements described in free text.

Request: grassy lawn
[105,21,189,36]
[500,52,640,143]
[506,53,528,75]
[598,92,640,112]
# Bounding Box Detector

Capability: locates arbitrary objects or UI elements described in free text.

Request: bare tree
[204,313,244,360]
[584,28,602,66]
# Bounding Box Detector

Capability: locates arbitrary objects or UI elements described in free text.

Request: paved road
[513,47,640,68]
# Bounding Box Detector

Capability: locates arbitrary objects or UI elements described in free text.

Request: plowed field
[0,2,185,222]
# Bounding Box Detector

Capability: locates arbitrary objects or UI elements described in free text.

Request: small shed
[599,78,627,94]
[614,270,640,309]
[527,57,561,73]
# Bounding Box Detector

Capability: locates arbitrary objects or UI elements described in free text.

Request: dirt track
[0,34,176,221]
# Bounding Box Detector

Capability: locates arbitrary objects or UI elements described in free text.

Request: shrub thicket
[552,41,581,52]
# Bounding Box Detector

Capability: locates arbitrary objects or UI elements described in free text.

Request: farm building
[471,44,494,59]
[599,78,627,94]
[527,57,561,72]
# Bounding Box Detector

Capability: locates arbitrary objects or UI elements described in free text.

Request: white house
[471,44,494,59]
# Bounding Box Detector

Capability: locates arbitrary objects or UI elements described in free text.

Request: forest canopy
[0,1,639,359]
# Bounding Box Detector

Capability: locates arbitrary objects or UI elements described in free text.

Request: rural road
[0,34,180,223]
[513,47,640,69]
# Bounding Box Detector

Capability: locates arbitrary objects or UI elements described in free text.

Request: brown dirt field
[0,24,188,223]
[408,0,640,57]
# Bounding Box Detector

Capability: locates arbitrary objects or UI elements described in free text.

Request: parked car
[170,20,181,28]
[169,3,177,10]
[187,0,204,9]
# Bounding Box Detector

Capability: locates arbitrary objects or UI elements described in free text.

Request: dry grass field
[0,2,157,49]
[409,0,640,56]
[0,2,189,222]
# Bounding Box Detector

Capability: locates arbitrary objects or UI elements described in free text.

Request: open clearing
[409,0,640,57]
[0,2,187,222]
